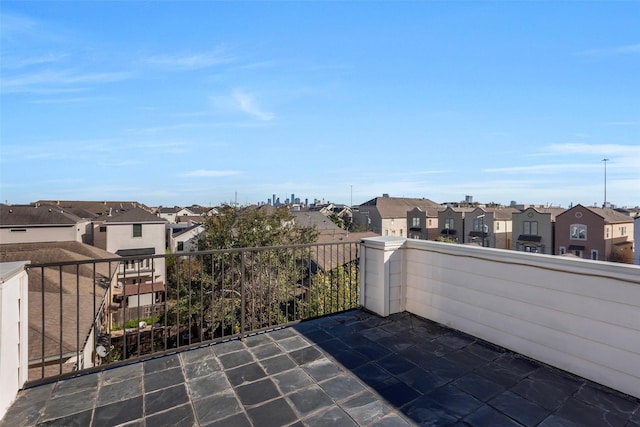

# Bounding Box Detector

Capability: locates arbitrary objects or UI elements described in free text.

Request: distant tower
[465,195,473,204]
[291,193,295,205]
[267,198,272,206]
[305,198,308,207]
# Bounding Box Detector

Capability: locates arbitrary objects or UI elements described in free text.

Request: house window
[133,224,142,237]
[591,250,598,260]
[99,226,106,232]
[524,221,538,235]
[412,217,420,227]
[570,224,586,240]
[428,219,432,226]
[10,228,27,232]
[606,227,610,238]
[445,218,454,230]
[496,222,500,231]
[400,229,403,237]
[473,219,484,232]
[177,242,184,251]
[559,246,566,254]
[620,226,626,236]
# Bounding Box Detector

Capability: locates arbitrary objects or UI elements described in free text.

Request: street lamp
[477,214,486,247]
[602,158,609,208]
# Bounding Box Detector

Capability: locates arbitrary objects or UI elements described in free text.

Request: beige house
[512,207,565,254]
[354,195,441,237]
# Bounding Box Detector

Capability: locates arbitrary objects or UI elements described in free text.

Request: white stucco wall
[361,237,640,399]
[0,262,29,419]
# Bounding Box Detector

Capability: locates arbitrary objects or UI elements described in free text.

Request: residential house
[437,207,474,243]
[0,204,91,244]
[555,205,635,262]
[156,206,195,224]
[169,223,205,253]
[512,207,565,254]
[92,207,168,322]
[464,207,518,248]
[354,195,441,237]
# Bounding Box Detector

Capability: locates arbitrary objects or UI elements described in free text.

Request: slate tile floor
[2,309,639,426]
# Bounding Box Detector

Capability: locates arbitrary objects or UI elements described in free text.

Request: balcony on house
[1,238,639,426]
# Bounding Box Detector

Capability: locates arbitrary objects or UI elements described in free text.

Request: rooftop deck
[2,309,639,427]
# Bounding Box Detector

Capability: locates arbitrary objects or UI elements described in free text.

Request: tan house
[555,205,634,263]
[464,207,518,249]
[354,195,441,237]
[512,207,565,254]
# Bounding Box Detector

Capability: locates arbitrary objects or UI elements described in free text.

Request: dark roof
[0,204,84,227]
[586,207,635,224]
[172,224,204,238]
[115,248,155,257]
[123,282,165,296]
[479,207,519,220]
[292,211,342,232]
[36,200,151,216]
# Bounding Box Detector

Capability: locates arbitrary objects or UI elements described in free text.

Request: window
[412,217,420,227]
[559,246,566,254]
[133,224,142,237]
[606,227,610,238]
[428,219,432,226]
[399,229,403,237]
[473,218,484,232]
[99,226,106,232]
[177,242,184,251]
[445,218,455,230]
[591,250,598,260]
[570,224,586,240]
[496,222,500,231]
[620,226,627,236]
[10,228,27,232]
[523,221,538,235]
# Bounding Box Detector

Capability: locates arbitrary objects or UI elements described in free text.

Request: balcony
[1,238,639,426]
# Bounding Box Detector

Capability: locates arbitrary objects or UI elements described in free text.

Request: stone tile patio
[2,309,639,426]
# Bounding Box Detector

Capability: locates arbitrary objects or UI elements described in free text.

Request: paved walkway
[2,310,639,426]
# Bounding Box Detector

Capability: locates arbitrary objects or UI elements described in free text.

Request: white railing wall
[0,262,29,419]
[361,237,640,399]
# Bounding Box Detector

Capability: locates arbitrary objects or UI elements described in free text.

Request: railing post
[240,250,246,341]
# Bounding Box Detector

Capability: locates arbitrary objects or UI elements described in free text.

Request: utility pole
[602,158,609,208]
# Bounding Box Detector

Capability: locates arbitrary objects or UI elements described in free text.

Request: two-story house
[92,207,168,322]
[555,205,635,263]
[354,195,441,237]
[437,207,474,243]
[465,207,518,249]
[157,206,195,224]
[512,207,565,254]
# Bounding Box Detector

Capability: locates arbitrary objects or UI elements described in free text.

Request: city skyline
[1,2,639,208]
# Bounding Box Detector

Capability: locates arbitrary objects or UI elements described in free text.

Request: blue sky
[1,2,638,208]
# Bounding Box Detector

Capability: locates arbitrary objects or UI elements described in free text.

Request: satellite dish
[96,345,108,358]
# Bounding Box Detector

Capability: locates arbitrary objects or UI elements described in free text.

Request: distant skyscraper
[273,194,276,206]
[291,194,295,205]
[465,195,473,204]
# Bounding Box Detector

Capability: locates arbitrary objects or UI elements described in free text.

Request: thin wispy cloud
[1,69,132,94]
[1,52,68,69]
[547,143,640,156]
[576,43,640,56]
[483,163,595,174]
[144,47,236,70]
[232,89,274,121]
[181,170,241,178]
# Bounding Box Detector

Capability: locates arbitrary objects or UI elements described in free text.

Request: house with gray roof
[0,204,91,244]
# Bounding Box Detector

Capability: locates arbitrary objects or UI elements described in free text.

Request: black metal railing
[25,241,360,384]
